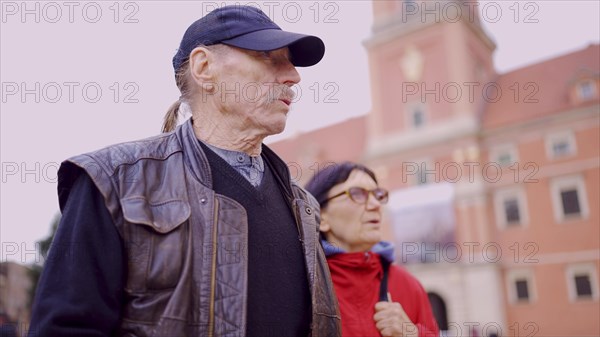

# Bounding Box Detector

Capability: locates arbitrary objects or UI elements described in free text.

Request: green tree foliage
[27,213,60,308]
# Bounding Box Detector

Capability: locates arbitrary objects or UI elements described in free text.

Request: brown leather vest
[57,119,341,337]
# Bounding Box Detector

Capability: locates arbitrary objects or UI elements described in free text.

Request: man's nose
[279,60,301,86]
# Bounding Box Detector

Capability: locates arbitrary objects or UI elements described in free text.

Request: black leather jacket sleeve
[28,171,125,337]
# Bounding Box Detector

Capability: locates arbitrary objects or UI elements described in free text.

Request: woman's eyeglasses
[324,187,389,205]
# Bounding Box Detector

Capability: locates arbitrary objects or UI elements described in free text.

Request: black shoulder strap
[379,258,391,302]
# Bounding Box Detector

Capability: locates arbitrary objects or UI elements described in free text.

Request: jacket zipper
[292,200,316,335]
[291,202,304,242]
[208,198,219,337]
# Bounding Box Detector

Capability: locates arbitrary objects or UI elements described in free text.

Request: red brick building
[270,1,600,336]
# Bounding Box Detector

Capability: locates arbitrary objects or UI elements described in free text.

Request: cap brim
[221,29,325,67]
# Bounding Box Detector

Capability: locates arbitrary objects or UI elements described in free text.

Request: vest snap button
[305,207,312,215]
[200,198,207,204]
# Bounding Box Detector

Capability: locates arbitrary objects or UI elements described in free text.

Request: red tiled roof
[482,44,599,129]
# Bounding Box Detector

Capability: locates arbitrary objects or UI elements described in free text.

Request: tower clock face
[400,45,424,82]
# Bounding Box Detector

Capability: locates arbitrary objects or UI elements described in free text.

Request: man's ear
[189,46,216,84]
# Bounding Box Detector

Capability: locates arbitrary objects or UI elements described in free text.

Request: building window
[497,153,512,166]
[552,140,572,157]
[575,275,593,297]
[507,269,536,304]
[410,159,432,186]
[577,80,597,101]
[560,189,581,216]
[550,175,589,222]
[504,198,521,224]
[489,144,518,167]
[405,103,427,129]
[413,108,425,128]
[566,264,599,302]
[416,167,427,185]
[427,292,449,331]
[515,279,530,301]
[545,131,577,159]
[494,187,529,228]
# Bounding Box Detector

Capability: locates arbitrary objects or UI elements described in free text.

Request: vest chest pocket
[121,197,191,291]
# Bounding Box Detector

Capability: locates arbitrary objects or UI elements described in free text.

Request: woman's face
[320,169,387,253]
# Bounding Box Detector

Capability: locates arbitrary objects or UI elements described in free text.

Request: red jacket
[327,251,439,337]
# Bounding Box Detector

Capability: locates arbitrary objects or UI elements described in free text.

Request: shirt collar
[204,143,265,172]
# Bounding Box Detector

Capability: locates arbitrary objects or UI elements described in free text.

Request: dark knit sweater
[202,144,312,337]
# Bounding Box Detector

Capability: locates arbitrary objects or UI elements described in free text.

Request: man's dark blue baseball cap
[172,5,325,71]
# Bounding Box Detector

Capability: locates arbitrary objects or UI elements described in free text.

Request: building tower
[364,1,505,335]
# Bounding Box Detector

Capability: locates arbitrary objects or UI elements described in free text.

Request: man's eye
[258,50,291,64]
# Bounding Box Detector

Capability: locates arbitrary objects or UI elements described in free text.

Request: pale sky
[1,1,599,264]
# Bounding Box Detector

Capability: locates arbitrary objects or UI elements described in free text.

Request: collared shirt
[205,143,265,187]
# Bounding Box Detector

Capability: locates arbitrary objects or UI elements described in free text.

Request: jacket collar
[176,118,293,198]
[176,118,214,188]
[321,240,396,263]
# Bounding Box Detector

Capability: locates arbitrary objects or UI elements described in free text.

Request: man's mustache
[267,85,296,104]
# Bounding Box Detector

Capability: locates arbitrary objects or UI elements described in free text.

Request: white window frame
[493,187,529,229]
[550,175,589,223]
[506,269,537,304]
[565,263,599,302]
[545,130,577,159]
[404,102,428,129]
[489,144,519,167]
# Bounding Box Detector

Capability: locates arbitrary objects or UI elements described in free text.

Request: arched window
[427,292,448,331]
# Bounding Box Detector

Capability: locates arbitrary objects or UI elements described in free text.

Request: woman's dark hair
[304,161,378,209]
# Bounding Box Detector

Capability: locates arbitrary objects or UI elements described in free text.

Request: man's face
[210,46,301,137]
